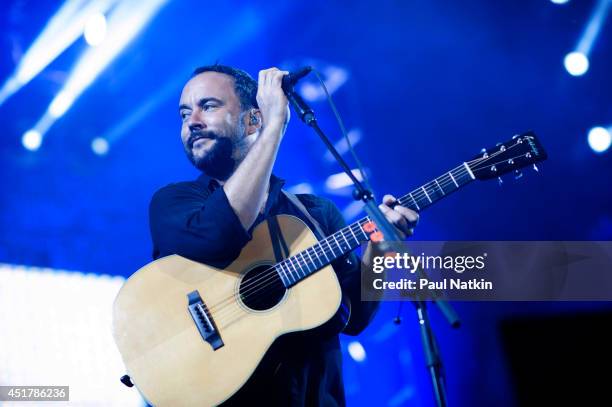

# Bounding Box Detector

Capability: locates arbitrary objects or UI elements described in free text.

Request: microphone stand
[285,84,457,407]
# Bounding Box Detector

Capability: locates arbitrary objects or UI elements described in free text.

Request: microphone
[281,66,312,93]
[280,66,315,124]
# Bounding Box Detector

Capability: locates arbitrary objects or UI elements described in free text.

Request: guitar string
[398,138,530,204]
[205,143,525,322]
[206,166,472,325]
[205,140,520,311]
[209,154,522,328]
[207,220,369,318]
[213,149,536,330]
[205,167,468,316]
[227,135,529,301]
[206,143,531,323]
[206,157,483,310]
[206,144,530,328]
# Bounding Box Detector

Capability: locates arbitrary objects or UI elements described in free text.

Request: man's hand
[378,194,419,239]
[224,67,290,231]
[256,68,290,130]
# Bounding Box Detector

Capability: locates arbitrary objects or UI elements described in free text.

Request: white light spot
[588,126,611,153]
[84,13,107,47]
[325,169,365,190]
[22,130,42,151]
[347,341,366,362]
[550,0,569,4]
[91,137,109,155]
[564,52,589,76]
[287,182,313,194]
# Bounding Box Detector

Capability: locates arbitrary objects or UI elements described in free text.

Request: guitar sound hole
[239,264,286,311]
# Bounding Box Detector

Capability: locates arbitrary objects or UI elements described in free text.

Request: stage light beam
[0,0,118,107]
[37,0,168,137]
[588,126,611,153]
[565,0,611,76]
[48,90,75,118]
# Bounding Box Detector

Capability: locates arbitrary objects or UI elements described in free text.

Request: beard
[184,116,247,181]
[185,130,235,181]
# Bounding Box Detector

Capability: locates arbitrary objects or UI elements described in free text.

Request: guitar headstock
[468,131,547,180]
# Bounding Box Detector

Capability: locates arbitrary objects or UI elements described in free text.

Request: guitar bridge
[187,290,224,350]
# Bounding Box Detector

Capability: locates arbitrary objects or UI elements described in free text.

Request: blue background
[1,1,611,405]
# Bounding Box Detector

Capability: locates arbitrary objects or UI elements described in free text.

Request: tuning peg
[532,163,539,172]
[514,169,523,179]
[498,177,503,186]
[512,134,519,139]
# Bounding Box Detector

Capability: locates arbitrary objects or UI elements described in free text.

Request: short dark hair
[191,64,258,110]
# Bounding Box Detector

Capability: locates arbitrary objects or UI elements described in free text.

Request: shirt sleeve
[149,182,251,266]
[321,198,380,336]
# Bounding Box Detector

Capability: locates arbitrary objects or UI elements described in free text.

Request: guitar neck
[275,162,476,288]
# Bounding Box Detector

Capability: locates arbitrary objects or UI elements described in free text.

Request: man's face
[179,72,247,180]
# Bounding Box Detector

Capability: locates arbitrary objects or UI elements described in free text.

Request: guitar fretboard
[276,162,475,287]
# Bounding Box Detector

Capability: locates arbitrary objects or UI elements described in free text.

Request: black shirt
[149,173,379,406]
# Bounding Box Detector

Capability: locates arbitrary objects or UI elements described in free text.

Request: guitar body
[112,215,342,406]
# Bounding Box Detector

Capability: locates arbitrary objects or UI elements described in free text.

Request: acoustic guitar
[113,132,546,406]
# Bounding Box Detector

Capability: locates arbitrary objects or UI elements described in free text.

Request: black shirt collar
[196,172,286,193]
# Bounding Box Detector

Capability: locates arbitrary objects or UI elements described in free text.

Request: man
[149,65,419,406]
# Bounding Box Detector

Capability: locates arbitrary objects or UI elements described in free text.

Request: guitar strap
[266,190,326,263]
[267,215,290,262]
[264,180,289,263]
[281,190,326,240]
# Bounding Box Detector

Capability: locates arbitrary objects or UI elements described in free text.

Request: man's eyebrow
[178,97,224,113]
[196,97,223,106]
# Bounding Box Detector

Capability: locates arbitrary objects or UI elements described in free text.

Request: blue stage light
[325,169,365,190]
[84,12,107,47]
[324,129,362,162]
[588,126,611,153]
[48,90,75,118]
[286,183,314,194]
[0,0,119,107]
[91,137,110,155]
[348,341,367,362]
[565,0,611,77]
[564,52,589,76]
[299,65,349,102]
[22,130,42,151]
[31,0,168,138]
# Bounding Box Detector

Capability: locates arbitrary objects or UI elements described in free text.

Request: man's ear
[246,109,263,135]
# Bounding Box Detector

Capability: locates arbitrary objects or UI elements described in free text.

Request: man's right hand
[224,67,290,231]
[256,68,290,131]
